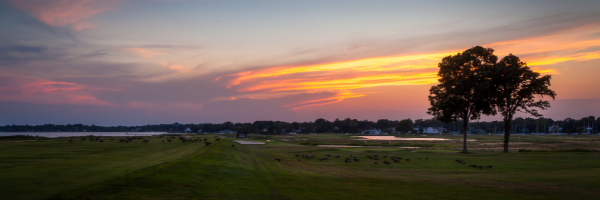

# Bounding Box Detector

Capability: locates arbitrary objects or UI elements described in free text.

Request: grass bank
[2,134,600,199]
[51,137,600,200]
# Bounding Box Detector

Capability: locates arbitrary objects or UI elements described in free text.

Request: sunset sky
[1,0,600,125]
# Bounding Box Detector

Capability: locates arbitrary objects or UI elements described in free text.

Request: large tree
[490,54,556,153]
[428,46,497,153]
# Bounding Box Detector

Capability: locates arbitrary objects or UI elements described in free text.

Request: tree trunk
[461,119,469,153]
[503,118,512,153]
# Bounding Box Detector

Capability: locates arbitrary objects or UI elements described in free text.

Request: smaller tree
[396,119,414,134]
[490,54,556,153]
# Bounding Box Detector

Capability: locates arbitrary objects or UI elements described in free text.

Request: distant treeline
[1,116,598,134]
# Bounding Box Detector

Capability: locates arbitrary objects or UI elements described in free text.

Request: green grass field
[1,134,599,199]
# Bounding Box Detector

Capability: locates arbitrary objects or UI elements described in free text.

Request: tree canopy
[396,119,414,134]
[429,46,556,153]
[489,54,556,152]
[428,46,497,153]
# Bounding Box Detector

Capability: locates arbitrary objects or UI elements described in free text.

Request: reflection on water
[0,132,166,138]
[354,136,450,141]
[318,145,422,149]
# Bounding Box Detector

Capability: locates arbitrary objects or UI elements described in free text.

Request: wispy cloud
[284,90,364,110]
[216,22,600,110]
[215,52,450,110]
[487,23,600,66]
[11,0,121,31]
[125,48,166,58]
[0,74,118,106]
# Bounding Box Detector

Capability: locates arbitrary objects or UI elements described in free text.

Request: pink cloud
[21,81,84,94]
[12,0,121,30]
[0,75,117,106]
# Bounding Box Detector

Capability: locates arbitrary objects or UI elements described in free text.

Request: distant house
[288,132,297,134]
[184,128,192,132]
[197,129,203,133]
[422,127,445,134]
[548,125,562,133]
[424,127,435,134]
[361,129,381,135]
[219,130,237,134]
[387,127,396,132]
[236,133,246,138]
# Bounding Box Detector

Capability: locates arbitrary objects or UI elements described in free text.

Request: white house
[361,129,382,135]
[184,128,192,132]
[218,130,237,134]
[548,125,562,133]
[423,127,444,134]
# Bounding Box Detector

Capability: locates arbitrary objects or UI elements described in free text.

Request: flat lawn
[0,136,206,199]
[2,134,600,199]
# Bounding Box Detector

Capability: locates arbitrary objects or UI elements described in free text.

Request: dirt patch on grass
[235,140,266,145]
[478,142,532,146]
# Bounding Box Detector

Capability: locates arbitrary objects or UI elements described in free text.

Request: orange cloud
[217,52,449,109]
[12,0,120,31]
[217,23,600,110]
[165,64,191,72]
[126,48,167,58]
[285,91,365,110]
[527,51,600,66]
[529,67,560,75]
[239,72,439,92]
[218,52,453,88]
[487,23,600,66]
